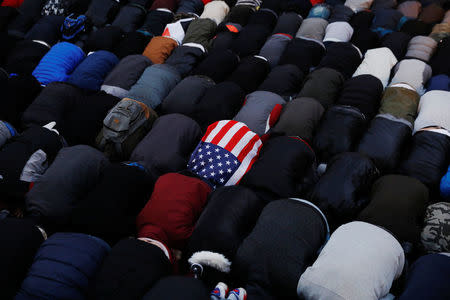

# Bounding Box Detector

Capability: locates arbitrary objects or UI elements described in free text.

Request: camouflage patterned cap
[421,202,450,253]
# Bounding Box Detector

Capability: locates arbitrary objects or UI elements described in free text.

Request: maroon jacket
[136,173,212,249]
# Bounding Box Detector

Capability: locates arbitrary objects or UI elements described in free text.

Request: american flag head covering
[187,120,262,187]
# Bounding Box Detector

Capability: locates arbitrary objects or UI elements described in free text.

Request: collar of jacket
[32,39,51,49]
[289,198,330,246]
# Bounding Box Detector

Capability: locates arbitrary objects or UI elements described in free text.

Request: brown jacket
[142,36,178,64]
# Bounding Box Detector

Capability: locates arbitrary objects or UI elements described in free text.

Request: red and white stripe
[202,120,263,186]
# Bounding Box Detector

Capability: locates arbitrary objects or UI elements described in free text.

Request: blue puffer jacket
[441,165,450,200]
[32,42,86,86]
[15,232,110,300]
[67,50,119,91]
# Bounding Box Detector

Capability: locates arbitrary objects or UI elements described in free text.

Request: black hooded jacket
[240,136,316,202]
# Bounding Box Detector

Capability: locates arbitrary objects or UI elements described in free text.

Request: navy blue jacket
[398,254,450,300]
[16,233,110,300]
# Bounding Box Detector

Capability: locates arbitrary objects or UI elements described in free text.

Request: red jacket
[137,173,212,250]
[310,0,325,5]
[1,0,24,7]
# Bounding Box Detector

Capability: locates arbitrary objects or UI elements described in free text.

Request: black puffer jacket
[336,74,384,121]
[192,81,245,130]
[227,55,270,94]
[59,91,120,146]
[0,7,17,32]
[142,276,209,300]
[231,9,278,57]
[318,41,363,79]
[90,238,172,300]
[187,186,265,286]
[240,136,316,202]
[313,105,368,163]
[4,40,50,75]
[22,82,83,129]
[191,49,239,83]
[311,152,380,228]
[258,64,304,99]
[71,163,156,246]
[398,130,450,196]
[0,73,42,128]
[85,26,124,52]
[86,0,121,28]
[278,37,325,74]
[23,83,120,146]
[0,125,63,202]
[25,15,65,46]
